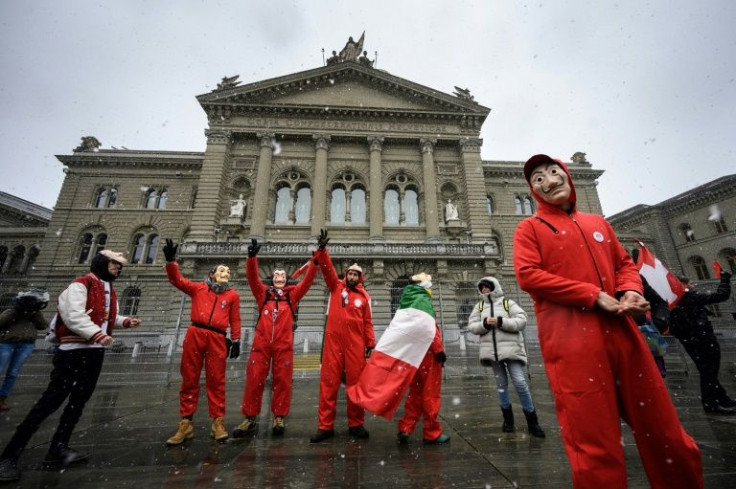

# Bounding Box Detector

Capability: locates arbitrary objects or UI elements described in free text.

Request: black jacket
[670,272,732,336]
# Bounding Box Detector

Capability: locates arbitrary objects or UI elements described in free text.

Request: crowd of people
[0,155,733,488]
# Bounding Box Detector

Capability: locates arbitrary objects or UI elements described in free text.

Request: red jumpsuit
[166,262,241,419]
[241,255,319,418]
[317,250,376,431]
[513,162,702,489]
[398,327,444,441]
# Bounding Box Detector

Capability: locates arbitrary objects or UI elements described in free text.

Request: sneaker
[348,425,369,439]
[166,419,194,446]
[397,432,410,445]
[210,417,228,441]
[0,458,20,482]
[309,429,335,443]
[43,446,89,470]
[232,417,257,438]
[272,416,286,436]
[423,433,450,444]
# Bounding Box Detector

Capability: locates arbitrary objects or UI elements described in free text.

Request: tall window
[330,187,346,224]
[351,188,366,224]
[274,187,293,224]
[680,223,695,242]
[523,197,534,215]
[713,217,728,234]
[486,195,494,215]
[294,187,311,224]
[94,186,117,208]
[515,197,523,215]
[143,187,167,209]
[77,231,107,264]
[384,189,400,225]
[691,256,710,280]
[721,248,736,274]
[404,189,419,225]
[130,230,159,264]
[121,287,141,315]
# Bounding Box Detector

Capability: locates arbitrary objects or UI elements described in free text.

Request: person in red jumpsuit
[396,273,450,445]
[310,230,376,443]
[163,239,241,446]
[513,155,702,488]
[233,239,320,437]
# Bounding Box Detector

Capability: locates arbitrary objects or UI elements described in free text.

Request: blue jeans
[0,342,36,398]
[491,359,535,412]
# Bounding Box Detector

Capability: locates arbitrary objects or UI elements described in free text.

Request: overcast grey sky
[1,0,734,216]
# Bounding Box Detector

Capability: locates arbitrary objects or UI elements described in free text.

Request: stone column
[248,133,275,241]
[459,137,492,242]
[420,138,440,242]
[311,134,330,237]
[368,137,384,242]
[188,129,232,242]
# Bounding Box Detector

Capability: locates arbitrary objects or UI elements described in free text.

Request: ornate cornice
[205,129,232,145]
[56,152,203,170]
[419,138,437,154]
[313,134,331,151]
[459,137,482,153]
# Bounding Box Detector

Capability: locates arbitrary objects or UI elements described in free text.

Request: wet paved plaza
[1,345,735,488]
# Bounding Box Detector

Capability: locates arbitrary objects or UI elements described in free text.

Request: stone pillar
[368,137,384,241]
[249,133,275,241]
[459,137,493,242]
[311,134,330,237]
[188,129,232,242]
[420,138,440,242]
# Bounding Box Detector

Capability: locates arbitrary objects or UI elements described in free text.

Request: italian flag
[347,284,436,420]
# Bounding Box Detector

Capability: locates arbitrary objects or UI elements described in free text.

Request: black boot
[43,445,89,470]
[0,458,20,482]
[523,409,546,438]
[501,406,514,433]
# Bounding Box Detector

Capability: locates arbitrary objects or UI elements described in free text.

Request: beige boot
[210,417,228,441]
[166,419,194,446]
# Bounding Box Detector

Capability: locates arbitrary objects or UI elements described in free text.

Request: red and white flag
[635,242,686,309]
[347,284,436,420]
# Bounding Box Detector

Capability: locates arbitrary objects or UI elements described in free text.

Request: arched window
[720,248,736,274]
[107,188,118,207]
[95,188,108,208]
[384,189,400,225]
[691,256,710,280]
[523,197,534,215]
[713,217,728,234]
[351,188,366,224]
[130,230,159,265]
[145,189,158,209]
[77,231,107,264]
[4,246,24,275]
[404,189,419,225]
[158,189,168,209]
[330,187,346,224]
[143,187,167,209]
[294,187,311,224]
[274,187,292,224]
[121,287,141,316]
[515,197,523,215]
[486,195,494,215]
[680,223,695,242]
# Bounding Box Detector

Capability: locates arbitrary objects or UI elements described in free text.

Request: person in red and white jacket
[163,239,241,446]
[0,250,141,483]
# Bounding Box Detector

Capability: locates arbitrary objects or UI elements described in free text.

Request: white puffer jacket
[467,276,527,366]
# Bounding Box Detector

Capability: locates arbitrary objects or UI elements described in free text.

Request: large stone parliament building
[0,39,610,346]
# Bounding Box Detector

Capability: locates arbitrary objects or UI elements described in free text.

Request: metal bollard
[459,332,466,352]
[303,335,309,353]
[132,341,142,358]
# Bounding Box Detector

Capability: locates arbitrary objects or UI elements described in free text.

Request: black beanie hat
[91,252,124,282]
[478,279,494,292]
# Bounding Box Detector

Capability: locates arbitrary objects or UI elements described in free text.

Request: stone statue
[326,50,339,65]
[445,200,459,222]
[571,152,588,164]
[216,75,241,91]
[74,136,101,152]
[230,194,246,218]
[339,32,364,62]
[453,86,475,102]
[358,51,374,67]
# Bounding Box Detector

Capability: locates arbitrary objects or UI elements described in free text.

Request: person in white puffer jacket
[467,276,545,437]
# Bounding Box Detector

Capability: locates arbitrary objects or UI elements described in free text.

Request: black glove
[365,346,374,359]
[247,238,261,258]
[435,351,447,365]
[163,238,178,262]
[722,271,732,282]
[317,229,330,250]
[229,341,240,359]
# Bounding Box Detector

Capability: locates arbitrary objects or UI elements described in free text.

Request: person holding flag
[233,239,320,437]
[513,154,702,488]
[309,230,376,443]
[669,261,734,414]
[350,273,450,444]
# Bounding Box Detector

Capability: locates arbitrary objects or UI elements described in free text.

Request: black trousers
[1,348,104,461]
[672,326,728,407]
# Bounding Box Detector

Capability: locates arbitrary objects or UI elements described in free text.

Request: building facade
[4,46,605,348]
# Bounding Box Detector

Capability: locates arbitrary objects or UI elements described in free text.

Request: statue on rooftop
[216,75,241,91]
[339,32,364,62]
[74,136,101,152]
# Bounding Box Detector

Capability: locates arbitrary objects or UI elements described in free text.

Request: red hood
[523,154,578,213]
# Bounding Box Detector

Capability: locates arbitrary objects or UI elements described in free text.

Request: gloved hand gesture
[163,238,178,262]
[365,346,374,359]
[435,351,447,365]
[247,238,261,258]
[317,229,330,250]
[229,341,241,359]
